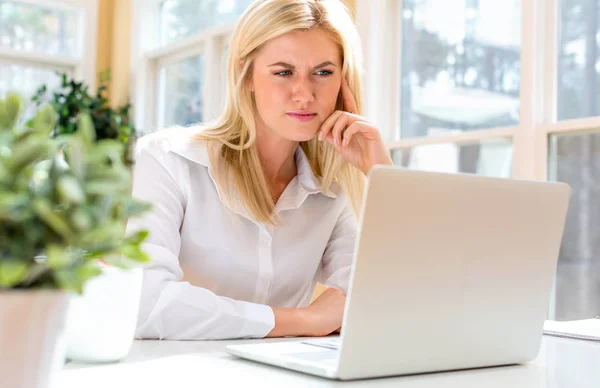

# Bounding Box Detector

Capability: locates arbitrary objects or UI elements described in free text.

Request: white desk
[58,336,600,387]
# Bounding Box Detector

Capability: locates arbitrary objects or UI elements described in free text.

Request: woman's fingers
[341,121,369,147]
[319,111,361,144]
[318,77,360,142]
[331,114,354,147]
[318,110,344,141]
[341,78,358,114]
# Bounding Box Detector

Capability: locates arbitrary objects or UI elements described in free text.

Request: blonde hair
[193,0,365,224]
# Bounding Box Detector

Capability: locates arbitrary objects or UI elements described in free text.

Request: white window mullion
[355,0,397,142]
[0,47,79,69]
[136,57,158,133]
[514,0,547,180]
[388,127,515,150]
[12,0,84,11]
[146,22,236,60]
[389,0,402,143]
[534,0,559,320]
[543,0,559,126]
[541,117,600,134]
[203,37,220,122]
[156,62,166,129]
[77,0,98,90]
[131,0,160,133]
[536,0,559,185]
[155,45,205,68]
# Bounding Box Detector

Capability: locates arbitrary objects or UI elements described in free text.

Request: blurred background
[1,0,599,321]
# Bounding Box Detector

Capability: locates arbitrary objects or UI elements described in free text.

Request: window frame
[357,0,600,319]
[0,0,98,91]
[131,0,232,134]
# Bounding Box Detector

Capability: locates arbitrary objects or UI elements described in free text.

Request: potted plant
[32,70,137,164]
[0,93,151,388]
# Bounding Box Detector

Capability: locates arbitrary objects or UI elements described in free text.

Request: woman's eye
[274,70,334,77]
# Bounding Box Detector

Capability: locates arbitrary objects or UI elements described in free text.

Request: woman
[128,0,392,340]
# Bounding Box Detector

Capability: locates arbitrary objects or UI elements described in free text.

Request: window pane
[160,0,253,45]
[400,0,521,139]
[159,55,205,127]
[391,139,513,178]
[0,63,62,99]
[0,0,79,56]
[549,132,600,320]
[558,0,600,120]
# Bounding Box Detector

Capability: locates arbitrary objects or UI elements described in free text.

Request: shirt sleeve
[318,200,358,293]
[126,137,275,340]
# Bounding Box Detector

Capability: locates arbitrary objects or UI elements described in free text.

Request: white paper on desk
[543,319,600,341]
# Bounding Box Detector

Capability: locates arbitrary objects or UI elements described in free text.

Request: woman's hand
[300,287,346,337]
[318,78,393,175]
[267,288,346,338]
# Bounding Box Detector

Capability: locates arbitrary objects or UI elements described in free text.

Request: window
[400,0,521,139]
[0,0,97,99]
[391,138,512,178]
[357,0,600,319]
[558,0,600,120]
[549,133,600,320]
[132,0,246,133]
[158,54,205,128]
[159,0,253,45]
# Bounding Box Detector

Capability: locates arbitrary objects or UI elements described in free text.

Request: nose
[291,77,315,105]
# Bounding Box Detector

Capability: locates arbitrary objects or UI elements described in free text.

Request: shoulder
[134,125,211,168]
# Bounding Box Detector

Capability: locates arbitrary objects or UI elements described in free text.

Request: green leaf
[113,198,152,219]
[0,162,9,184]
[57,175,85,204]
[0,260,29,288]
[77,112,96,147]
[123,230,149,245]
[76,220,125,246]
[98,254,133,269]
[55,261,102,294]
[86,165,127,181]
[70,208,92,231]
[120,244,150,263]
[84,179,130,195]
[32,104,58,135]
[32,199,73,239]
[0,192,30,221]
[63,136,86,180]
[7,137,54,173]
[46,245,71,269]
[2,93,24,130]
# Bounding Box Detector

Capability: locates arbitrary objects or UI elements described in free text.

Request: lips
[287,112,317,122]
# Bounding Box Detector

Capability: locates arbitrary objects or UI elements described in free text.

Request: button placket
[255,225,273,304]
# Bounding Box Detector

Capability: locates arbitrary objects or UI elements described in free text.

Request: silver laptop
[226,165,570,380]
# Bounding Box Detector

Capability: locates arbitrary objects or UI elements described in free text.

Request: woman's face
[249,28,343,143]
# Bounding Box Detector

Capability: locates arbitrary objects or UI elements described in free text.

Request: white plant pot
[64,266,142,363]
[0,290,71,388]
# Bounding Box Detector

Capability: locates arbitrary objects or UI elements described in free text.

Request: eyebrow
[267,61,337,69]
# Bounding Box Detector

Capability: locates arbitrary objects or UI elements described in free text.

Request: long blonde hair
[193,0,365,224]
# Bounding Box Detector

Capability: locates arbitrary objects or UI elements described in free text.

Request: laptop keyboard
[300,337,341,350]
[283,349,339,364]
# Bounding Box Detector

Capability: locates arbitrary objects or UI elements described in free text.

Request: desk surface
[59,336,600,387]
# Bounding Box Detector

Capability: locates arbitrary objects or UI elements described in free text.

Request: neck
[254,118,298,197]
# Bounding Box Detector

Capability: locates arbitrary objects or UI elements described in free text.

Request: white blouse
[126,127,358,340]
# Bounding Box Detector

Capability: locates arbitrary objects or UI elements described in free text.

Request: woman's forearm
[266,307,308,337]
